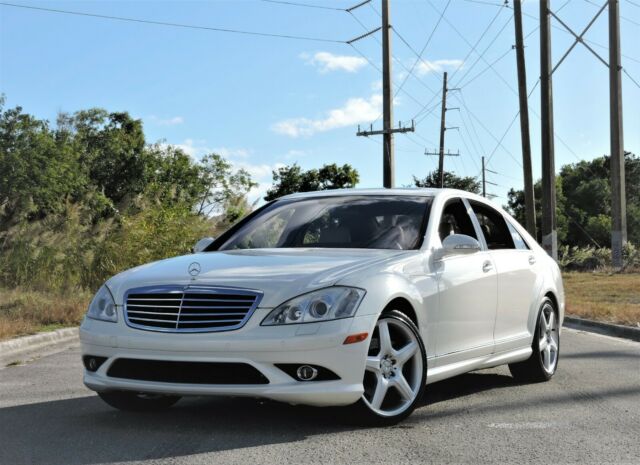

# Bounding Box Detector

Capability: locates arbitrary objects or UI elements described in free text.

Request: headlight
[262,287,365,326]
[86,284,117,323]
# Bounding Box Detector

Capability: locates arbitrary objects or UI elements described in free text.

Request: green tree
[507,152,639,246]
[507,178,569,245]
[264,163,359,201]
[413,170,481,194]
[195,153,255,216]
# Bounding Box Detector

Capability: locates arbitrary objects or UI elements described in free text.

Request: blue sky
[1,0,639,204]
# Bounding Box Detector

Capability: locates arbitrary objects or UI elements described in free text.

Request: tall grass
[558,242,640,272]
[0,201,215,294]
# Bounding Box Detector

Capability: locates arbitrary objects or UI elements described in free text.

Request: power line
[259,0,346,11]
[462,0,508,6]
[453,14,513,89]
[346,7,440,128]
[0,1,344,43]
[623,68,640,89]
[583,0,640,27]
[392,0,451,99]
[411,1,507,120]
[348,42,429,110]
[457,47,513,88]
[429,0,508,85]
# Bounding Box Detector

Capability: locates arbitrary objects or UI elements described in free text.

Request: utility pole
[609,0,626,268]
[352,0,414,188]
[513,0,536,238]
[542,0,625,264]
[381,0,394,188]
[540,0,557,260]
[482,156,486,198]
[481,156,498,198]
[438,72,448,188]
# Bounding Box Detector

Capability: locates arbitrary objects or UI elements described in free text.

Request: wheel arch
[383,297,418,328]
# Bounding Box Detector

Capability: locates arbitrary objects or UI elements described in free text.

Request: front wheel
[509,297,560,383]
[347,310,426,426]
[98,391,181,412]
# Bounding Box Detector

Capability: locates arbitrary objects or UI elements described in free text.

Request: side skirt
[426,346,532,385]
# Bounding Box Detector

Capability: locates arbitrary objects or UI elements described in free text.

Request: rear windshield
[217,196,432,251]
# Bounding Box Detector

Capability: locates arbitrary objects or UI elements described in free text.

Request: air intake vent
[124,285,262,333]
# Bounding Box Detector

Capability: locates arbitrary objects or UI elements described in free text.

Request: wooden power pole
[354,0,414,188]
[540,0,557,259]
[609,0,627,268]
[513,0,536,238]
[438,72,448,188]
[381,0,394,188]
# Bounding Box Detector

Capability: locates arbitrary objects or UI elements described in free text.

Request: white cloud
[165,138,210,158]
[212,147,252,159]
[416,59,464,75]
[302,51,367,73]
[149,115,184,126]
[272,94,383,137]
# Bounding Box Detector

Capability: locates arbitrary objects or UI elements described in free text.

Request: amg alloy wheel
[509,297,559,382]
[349,310,426,425]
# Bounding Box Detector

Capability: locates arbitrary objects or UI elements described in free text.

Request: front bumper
[80,309,376,407]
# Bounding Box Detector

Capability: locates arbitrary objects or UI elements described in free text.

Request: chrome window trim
[123,285,263,333]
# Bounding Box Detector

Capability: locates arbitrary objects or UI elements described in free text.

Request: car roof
[279,187,478,201]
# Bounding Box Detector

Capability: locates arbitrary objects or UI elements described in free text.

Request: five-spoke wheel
[538,302,559,374]
[509,297,560,382]
[350,310,426,425]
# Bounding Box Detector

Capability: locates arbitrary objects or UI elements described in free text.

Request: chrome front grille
[124,285,262,333]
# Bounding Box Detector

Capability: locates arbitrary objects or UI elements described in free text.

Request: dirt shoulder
[563,272,640,327]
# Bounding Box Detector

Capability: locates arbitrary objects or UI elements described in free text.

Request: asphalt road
[1,329,638,465]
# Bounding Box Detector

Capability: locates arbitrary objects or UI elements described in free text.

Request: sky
[1,0,639,205]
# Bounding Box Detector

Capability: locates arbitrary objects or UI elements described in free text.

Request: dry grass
[1,272,638,340]
[0,288,91,341]
[563,272,640,327]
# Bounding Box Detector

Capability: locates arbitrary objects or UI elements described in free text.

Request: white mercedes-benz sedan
[81,188,564,424]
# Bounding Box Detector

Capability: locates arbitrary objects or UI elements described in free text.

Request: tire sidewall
[533,297,559,380]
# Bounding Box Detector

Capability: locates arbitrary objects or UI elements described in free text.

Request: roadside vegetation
[0,97,638,340]
[563,272,640,327]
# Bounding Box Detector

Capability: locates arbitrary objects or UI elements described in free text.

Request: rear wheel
[98,391,181,412]
[509,297,559,383]
[347,310,426,426]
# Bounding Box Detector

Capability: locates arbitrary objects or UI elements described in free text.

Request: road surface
[1,329,638,465]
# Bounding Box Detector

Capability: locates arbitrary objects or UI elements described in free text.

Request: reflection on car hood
[106,248,411,307]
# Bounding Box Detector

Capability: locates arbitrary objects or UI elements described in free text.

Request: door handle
[482,261,493,273]
[528,255,536,265]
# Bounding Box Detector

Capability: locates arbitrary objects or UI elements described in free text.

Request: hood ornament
[188,262,201,277]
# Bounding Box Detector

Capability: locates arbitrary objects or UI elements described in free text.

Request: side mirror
[441,234,481,257]
[192,237,215,254]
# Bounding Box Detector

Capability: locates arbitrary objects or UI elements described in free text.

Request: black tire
[98,391,181,412]
[346,309,427,427]
[509,297,559,383]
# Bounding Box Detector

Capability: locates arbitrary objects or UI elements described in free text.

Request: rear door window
[469,202,515,250]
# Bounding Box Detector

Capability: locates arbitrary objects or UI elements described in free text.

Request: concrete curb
[0,327,79,365]
[564,316,640,343]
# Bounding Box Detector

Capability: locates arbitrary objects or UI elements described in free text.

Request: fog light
[82,355,107,372]
[296,365,318,381]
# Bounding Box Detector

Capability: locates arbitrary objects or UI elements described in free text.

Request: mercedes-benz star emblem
[188,262,201,277]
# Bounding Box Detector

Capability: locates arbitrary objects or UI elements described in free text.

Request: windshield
[217,195,432,251]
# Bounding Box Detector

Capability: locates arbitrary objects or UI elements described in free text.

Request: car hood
[106,248,411,307]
